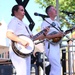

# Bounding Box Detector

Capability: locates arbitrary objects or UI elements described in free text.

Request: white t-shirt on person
[41,18,61,49]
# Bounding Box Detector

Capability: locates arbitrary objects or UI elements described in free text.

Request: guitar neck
[64,27,75,36]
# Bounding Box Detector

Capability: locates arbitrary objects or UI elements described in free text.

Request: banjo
[11,27,49,58]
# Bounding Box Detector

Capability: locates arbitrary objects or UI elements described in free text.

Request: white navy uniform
[41,18,61,75]
[7,17,32,75]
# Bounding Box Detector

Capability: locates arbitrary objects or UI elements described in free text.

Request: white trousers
[9,46,31,75]
[45,43,61,75]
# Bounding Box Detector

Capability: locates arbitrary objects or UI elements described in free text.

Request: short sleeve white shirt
[41,18,60,48]
[41,18,60,35]
[7,17,32,37]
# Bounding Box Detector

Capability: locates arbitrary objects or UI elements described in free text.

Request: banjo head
[12,35,34,58]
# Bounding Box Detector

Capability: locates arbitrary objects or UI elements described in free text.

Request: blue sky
[0,0,46,34]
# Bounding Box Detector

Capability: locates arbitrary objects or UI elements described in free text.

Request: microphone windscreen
[34,12,38,16]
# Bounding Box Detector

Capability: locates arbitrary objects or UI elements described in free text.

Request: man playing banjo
[6,4,49,75]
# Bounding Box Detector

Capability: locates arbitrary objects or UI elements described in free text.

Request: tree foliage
[34,0,75,29]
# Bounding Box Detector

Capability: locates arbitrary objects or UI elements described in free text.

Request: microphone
[34,12,49,18]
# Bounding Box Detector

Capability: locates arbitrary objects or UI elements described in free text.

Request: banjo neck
[32,26,50,41]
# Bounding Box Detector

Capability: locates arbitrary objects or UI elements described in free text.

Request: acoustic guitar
[48,27,75,45]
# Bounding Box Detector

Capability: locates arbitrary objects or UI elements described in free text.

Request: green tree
[35,0,75,29]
